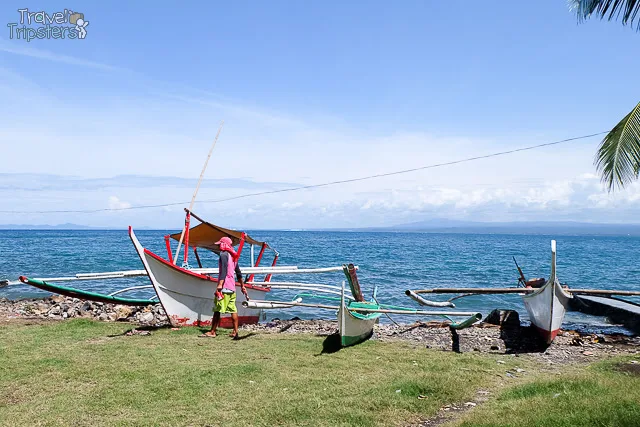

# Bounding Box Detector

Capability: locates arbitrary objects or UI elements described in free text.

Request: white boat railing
[1,265,354,287]
[108,285,155,296]
[244,298,482,317]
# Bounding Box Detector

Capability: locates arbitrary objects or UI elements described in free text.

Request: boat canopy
[169,215,269,252]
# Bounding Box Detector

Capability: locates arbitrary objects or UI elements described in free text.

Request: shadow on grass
[233,332,257,341]
[108,324,172,337]
[194,327,258,341]
[502,325,550,354]
[317,332,342,355]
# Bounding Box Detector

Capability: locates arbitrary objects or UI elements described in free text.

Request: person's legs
[228,293,238,338]
[208,311,220,336]
[230,312,239,338]
[209,295,226,336]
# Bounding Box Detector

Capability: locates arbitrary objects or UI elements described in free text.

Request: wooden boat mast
[173,121,224,265]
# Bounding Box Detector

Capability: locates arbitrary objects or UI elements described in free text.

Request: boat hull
[130,227,268,328]
[338,301,381,347]
[523,278,571,344]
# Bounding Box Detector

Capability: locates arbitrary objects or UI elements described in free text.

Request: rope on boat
[373,295,401,326]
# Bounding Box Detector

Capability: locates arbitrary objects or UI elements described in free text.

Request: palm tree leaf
[594,101,640,191]
[570,0,640,30]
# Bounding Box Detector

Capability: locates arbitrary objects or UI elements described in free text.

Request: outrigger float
[406,240,640,344]
[244,264,482,347]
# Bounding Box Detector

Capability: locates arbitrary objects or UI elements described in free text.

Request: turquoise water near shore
[1,230,639,332]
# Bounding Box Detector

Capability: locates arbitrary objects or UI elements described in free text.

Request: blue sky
[1,1,639,228]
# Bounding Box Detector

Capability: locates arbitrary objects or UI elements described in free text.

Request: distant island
[2,220,640,236]
[372,219,640,236]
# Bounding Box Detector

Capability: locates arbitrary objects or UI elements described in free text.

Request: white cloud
[1,44,637,228]
[108,196,131,210]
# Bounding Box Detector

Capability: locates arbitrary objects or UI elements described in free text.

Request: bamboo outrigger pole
[243,299,481,317]
[407,288,640,297]
[173,121,224,264]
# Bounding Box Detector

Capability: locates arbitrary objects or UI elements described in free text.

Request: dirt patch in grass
[450,356,640,427]
[615,361,640,376]
[0,316,59,326]
[0,390,23,406]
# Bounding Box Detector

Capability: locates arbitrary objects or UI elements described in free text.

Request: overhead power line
[0,131,608,215]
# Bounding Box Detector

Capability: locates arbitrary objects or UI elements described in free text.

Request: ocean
[1,229,639,333]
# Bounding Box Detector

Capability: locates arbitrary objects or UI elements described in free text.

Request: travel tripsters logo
[7,8,89,41]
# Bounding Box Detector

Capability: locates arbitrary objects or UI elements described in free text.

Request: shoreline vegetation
[1,297,639,426]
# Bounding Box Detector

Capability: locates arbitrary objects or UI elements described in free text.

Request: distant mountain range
[378,219,640,236]
[0,223,100,230]
[2,220,640,236]
[0,223,153,230]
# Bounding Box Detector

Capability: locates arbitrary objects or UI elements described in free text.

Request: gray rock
[79,301,93,315]
[484,309,520,328]
[139,312,155,324]
[115,305,133,320]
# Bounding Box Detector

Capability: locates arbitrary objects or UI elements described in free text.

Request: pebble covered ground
[2,296,639,366]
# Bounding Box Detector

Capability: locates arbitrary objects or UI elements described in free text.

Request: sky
[0,1,639,229]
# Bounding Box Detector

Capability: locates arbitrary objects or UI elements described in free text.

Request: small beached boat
[522,240,571,343]
[406,240,568,343]
[129,210,356,328]
[244,264,482,347]
[339,264,381,346]
[129,217,270,328]
[406,240,640,344]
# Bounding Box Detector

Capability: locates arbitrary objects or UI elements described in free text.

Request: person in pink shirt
[201,237,249,338]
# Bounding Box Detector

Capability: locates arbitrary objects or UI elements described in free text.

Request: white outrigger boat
[128,210,351,328]
[406,240,640,344]
[7,210,353,329]
[521,240,571,343]
[245,264,482,347]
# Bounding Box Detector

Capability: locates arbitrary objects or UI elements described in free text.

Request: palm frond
[569,0,640,30]
[594,101,640,191]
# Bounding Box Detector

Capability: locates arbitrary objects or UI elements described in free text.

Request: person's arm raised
[236,263,249,300]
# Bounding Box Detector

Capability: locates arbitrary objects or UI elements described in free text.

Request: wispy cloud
[0,174,300,192]
[0,37,308,129]
[0,39,123,72]
[108,196,130,210]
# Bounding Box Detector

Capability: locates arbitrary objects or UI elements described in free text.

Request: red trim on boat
[265,253,278,282]
[164,235,173,264]
[248,242,268,282]
[183,212,191,265]
[533,325,561,344]
[170,315,260,328]
[143,248,269,292]
[236,232,246,259]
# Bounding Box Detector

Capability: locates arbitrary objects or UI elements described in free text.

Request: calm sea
[1,230,639,333]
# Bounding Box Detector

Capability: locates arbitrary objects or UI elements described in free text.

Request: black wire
[0,131,608,214]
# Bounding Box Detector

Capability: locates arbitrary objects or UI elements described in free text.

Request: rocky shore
[0,296,168,326]
[2,296,639,365]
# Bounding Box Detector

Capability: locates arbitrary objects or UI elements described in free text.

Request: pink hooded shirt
[216,237,239,293]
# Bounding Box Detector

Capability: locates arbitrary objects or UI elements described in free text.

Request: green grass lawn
[0,319,518,427]
[454,357,640,427]
[0,319,637,427]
